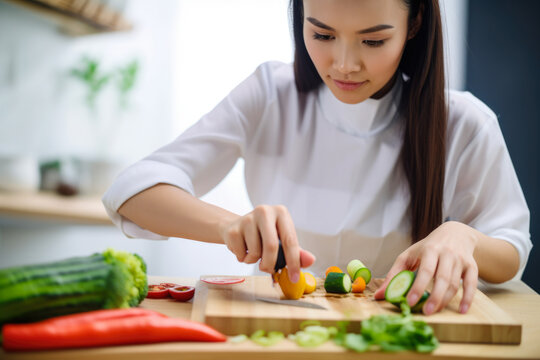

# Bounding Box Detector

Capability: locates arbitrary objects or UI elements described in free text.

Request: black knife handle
[274,240,286,272]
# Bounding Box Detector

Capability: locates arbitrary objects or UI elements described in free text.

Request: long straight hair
[290,0,447,243]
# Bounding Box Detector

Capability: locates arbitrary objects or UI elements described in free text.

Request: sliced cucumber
[385,270,415,303]
[324,272,352,294]
[411,291,430,313]
[346,259,372,285]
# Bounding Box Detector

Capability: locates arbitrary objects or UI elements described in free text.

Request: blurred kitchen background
[0,0,538,291]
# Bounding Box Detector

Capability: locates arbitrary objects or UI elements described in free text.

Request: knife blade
[256,296,328,310]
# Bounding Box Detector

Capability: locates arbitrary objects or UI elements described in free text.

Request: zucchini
[324,272,352,294]
[0,249,148,325]
[346,259,371,285]
[385,270,415,304]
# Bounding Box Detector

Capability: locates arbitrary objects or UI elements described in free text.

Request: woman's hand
[219,205,315,283]
[374,221,479,315]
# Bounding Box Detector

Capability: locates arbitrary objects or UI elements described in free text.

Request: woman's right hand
[219,205,315,283]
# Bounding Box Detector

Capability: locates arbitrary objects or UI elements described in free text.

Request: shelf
[0,191,112,225]
[2,0,132,36]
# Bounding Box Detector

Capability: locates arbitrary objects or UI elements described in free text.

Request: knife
[271,240,287,284]
[256,296,328,310]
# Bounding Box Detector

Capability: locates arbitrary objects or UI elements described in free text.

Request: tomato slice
[168,286,195,301]
[201,277,245,285]
[159,282,178,288]
[146,285,169,299]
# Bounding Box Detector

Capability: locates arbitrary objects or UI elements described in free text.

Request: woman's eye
[363,39,385,47]
[312,32,334,41]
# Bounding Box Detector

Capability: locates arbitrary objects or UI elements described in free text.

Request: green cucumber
[411,291,430,313]
[346,259,371,285]
[0,250,148,325]
[324,272,352,294]
[385,270,415,304]
[385,271,431,312]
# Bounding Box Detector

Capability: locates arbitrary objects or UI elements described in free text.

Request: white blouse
[103,61,532,280]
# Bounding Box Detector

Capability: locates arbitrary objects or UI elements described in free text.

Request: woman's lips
[333,79,366,91]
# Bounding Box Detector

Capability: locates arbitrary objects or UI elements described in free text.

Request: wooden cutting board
[191,276,521,344]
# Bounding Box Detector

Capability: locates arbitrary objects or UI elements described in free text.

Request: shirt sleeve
[444,96,532,281]
[102,62,276,239]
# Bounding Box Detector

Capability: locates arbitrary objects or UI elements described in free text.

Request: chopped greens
[232,301,438,353]
[336,302,439,353]
[250,330,284,346]
[288,324,337,347]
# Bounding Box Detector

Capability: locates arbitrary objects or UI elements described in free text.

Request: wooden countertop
[2,276,539,360]
[0,191,112,225]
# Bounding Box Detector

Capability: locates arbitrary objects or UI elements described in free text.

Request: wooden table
[2,276,539,360]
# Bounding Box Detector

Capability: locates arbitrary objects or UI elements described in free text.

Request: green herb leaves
[229,301,439,353]
[335,302,439,353]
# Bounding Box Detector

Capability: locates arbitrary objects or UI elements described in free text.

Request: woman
[103,0,531,315]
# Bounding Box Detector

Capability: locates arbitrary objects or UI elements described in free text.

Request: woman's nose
[333,43,361,74]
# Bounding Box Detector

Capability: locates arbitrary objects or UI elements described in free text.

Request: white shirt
[103,61,532,279]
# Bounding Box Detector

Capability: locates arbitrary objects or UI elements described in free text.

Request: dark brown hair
[290,0,446,242]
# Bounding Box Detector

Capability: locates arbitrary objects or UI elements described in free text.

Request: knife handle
[274,240,286,272]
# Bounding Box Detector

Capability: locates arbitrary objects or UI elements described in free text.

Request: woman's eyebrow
[306,17,394,34]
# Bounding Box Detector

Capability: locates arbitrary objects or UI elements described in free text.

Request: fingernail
[424,302,435,315]
[408,293,419,306]
[460,304,468,314]
[291,272,299,283]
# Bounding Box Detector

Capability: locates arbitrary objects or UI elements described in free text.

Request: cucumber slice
[411,291,430,313]
[347,259,372,285]
[324,272,352,294]
[346,259,364,278]
[353,267,371,285]
[385,270,415,303]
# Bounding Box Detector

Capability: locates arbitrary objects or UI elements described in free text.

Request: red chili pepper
[2,309,227,351]
[39,308,166,325]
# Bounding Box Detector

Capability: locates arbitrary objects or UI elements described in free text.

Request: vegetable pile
[324,259,371,294]
[230,303,438,353]
[0,248,148,325]
[2,308,227,351]
[274,259,371,300]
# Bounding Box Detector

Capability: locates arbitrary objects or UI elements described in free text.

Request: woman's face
[303,0,410,104]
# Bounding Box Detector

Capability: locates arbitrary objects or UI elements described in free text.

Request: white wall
[0,0,469,278]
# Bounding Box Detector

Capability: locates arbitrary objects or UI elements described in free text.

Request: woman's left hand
[373,221,479,315]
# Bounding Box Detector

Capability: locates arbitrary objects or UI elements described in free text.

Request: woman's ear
[407,3,423,40]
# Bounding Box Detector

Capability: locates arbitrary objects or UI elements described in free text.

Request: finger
[422,254,453,315]
[276,207,301,283]
[242,219,262,264]
[299,249,316,268]
[459,262,478,314]
[373,254,409,300]
[256,210,280,274]
[436,262,462,313]
[406,252,438,308]
[225,227,247,262]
